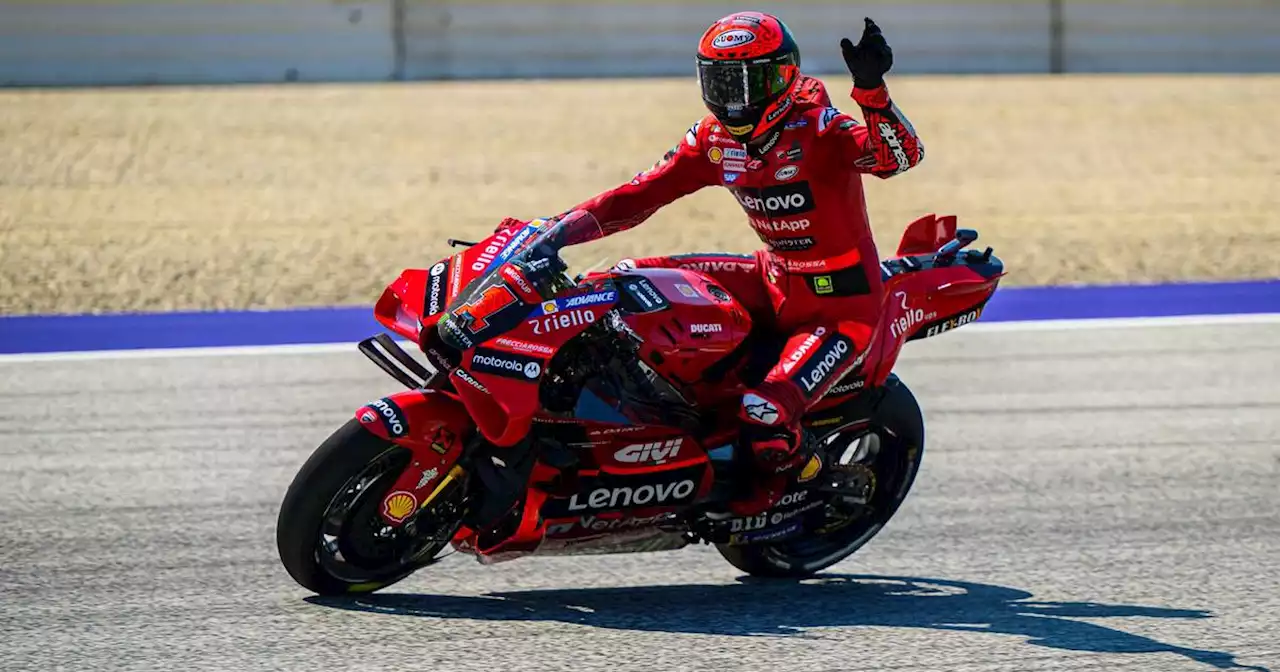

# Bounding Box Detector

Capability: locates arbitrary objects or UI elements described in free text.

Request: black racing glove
[840,17,893,90]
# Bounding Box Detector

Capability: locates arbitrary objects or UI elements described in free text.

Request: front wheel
[716,374,925,577]
[276,420,464,595]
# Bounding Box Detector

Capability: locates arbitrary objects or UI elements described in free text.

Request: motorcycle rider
[503,12,923,516]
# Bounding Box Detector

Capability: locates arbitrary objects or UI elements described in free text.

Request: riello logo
[890,307,926,339]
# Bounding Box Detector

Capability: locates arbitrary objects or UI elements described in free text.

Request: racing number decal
[452,284,518,333]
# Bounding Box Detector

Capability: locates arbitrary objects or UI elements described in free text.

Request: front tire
[716,374,925,577]
[276,420,461,595]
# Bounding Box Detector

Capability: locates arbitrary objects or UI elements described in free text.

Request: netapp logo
[733,182,813,216]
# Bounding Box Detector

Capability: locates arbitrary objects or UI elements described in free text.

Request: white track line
[1,312,1278,364]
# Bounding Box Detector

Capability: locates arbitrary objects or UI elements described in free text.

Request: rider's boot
[708,391,814,519]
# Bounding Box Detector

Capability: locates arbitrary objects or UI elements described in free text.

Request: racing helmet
[696,12,802,150]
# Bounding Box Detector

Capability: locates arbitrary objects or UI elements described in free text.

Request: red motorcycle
[276,211,1004,595]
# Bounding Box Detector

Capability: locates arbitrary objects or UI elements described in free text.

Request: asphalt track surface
[2,321,1278,672]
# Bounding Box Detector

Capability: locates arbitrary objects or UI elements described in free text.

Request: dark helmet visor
[697,60,793,111]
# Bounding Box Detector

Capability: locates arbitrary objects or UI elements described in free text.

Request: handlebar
[933,228,979,266]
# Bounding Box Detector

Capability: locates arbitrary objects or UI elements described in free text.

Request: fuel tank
[610,269,753,397]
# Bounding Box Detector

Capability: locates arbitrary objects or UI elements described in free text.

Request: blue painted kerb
[0,280,1276,355]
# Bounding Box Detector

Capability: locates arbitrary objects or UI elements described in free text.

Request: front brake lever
[447,238,477,248]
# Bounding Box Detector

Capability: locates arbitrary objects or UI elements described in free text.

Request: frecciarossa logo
[732,182,814,217]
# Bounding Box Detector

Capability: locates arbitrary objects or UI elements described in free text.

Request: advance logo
[471,347,542,381]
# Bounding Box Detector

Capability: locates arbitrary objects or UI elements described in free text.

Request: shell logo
[382,490,418,522]
[708,147,724,164]
[797,454,823,483]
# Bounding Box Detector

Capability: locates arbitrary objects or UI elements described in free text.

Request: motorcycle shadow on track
[308,574,1268,672]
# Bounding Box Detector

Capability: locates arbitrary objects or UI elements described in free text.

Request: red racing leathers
[556,76,924,497]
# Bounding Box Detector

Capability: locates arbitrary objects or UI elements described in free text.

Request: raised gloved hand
[840,17,893,89]
[493,216,527,234]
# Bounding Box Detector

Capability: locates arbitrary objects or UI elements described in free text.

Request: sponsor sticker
[780,327,826,374]
[416,467,440,490]
[678,257,754,273]
[792,333,855,396]
[742,393,781,425]
[429,427,455,455]
[382,491,418,523]
[769,236,816,252]
[764,96,793,124]
[470,229,515,273]
[725,123,754,135]
[448,252,464,301]
[774,165,799,181]
[888,291,938,340]
[368,397,408,438]
[733,182,814,216]
[917,306,985,340]
[797,454,822,482]
[501,265,538,302]
[877,121,912,174]
[528,308,596,335]
[493,336,556,357]
[784,119,808,129]
[358,409,377,425]
[674,283,699,298]
[685,121,700,147]
[560,290,617,309]
[818,107,841,133]
[722,160,747,172]
[453,367,490,393]
[621,278,670,313]
[542,466,705,517]
[711,29,757,49]
[690,323,723,334]
[750,217,810,234]
[723,171,741,184]
[614,438,683,464]
[425,260,450,316]
[724,148,748,160]
[708,147,723,164]
[568,479,697,513]
[827,376,866,396]
[471,347,543,381]
[813,275,834,295]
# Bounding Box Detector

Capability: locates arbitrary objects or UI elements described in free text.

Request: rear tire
[276,420,456,595]
[716,374,925,577]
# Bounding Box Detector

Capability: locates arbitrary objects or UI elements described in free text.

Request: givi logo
[614,439,683,464]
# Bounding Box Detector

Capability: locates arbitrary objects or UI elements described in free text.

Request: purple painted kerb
[0,280,1276,354]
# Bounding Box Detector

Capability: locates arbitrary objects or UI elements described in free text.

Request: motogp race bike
[276,211,1004,595]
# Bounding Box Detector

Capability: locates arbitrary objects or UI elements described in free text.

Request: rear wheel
[716,374,925,577]
[276,420,465,595]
